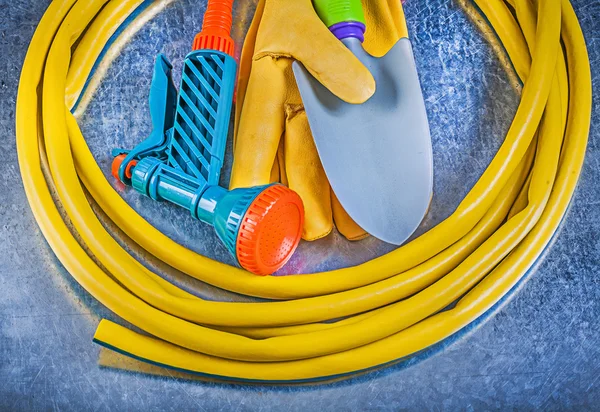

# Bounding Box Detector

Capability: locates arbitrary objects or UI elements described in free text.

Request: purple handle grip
[330,21,366,42]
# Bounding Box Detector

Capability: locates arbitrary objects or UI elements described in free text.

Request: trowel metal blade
[293,38,433,245]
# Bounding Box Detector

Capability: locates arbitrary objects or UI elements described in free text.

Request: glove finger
[362,0,409,58]
[284,107,333,241]
[270,150,281,184]
[387,0,409,40]
[266,137,284,184]
[234,0,267,147]
[257,0,375,104]
[230,57,286,189]
[332,191,369,241]
[276,137,288,186]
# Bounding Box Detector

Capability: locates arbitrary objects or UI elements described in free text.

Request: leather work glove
[230,0,409,241]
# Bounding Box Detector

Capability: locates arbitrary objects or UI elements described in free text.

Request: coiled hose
[15,0,591,382]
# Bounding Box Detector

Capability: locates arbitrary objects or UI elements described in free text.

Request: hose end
[193,0,235,56]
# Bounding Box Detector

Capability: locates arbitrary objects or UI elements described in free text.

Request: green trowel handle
[313,0,366,28]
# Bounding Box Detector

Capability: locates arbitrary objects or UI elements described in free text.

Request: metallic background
[1,0,599,409]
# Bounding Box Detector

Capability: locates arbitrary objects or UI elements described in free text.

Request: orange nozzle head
[193,0,235,56]
[235,185,305,276]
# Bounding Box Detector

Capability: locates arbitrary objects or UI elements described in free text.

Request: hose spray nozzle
[112,1,304,275]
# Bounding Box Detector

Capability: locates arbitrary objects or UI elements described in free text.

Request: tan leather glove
[231,0,409,241]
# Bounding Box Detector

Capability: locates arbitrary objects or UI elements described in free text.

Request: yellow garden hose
[15,0,591,381]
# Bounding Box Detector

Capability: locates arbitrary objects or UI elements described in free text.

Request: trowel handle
[313,0,366,42]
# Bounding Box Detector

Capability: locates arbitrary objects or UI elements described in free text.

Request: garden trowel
[293,0,433,245]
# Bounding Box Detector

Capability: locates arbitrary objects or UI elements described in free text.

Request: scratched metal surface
[1,0,599,410]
